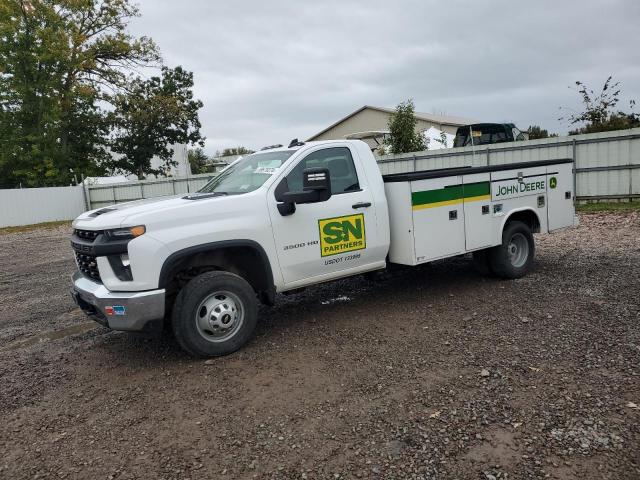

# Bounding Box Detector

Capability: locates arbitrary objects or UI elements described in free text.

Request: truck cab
[71,141,390,354]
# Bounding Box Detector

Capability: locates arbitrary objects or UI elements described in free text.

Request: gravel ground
[0,212,638,480]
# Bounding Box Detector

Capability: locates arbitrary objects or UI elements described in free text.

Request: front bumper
[71,271,165,332]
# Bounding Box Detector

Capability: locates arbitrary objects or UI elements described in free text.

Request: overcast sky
[130,0,640,154]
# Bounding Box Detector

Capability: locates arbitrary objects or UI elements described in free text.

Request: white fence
[3,128,636,228]
[86,173,214,210]
[376,128,640,202]
[0,185,86,228]
[86,128,640,209]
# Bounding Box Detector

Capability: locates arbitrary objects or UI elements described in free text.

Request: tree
[527,125,558,139]
[569,111,640,135]
[387,99,426,154]
[188,148,209,174]
[109,66,204,179]
[0,0,159,187]
[219,146,254,157]
[561,76,640,135]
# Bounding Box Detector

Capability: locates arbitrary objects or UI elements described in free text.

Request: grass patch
[0,220,72,235]
[577,201,640,213]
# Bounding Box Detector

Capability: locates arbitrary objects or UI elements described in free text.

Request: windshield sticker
[254,166,278,175]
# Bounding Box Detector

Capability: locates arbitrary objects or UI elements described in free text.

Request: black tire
[172,271,258,357]
[472,248,493,276]
[489,221,535,279]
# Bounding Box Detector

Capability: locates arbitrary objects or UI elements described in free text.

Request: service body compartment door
[462,173,493,251]
[490,166,548,201]
[547,162,575,230]
[411,176,465,262]
[490,165,549,240]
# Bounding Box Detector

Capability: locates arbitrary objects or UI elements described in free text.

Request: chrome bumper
[71,271,165,332]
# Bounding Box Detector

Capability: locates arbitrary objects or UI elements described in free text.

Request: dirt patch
[0,212,639,479]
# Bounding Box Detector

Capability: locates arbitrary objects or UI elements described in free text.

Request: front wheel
[172,271,258,357]
[489,221,535,279]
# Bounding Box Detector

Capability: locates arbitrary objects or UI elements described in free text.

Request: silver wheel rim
[195,291,244,343]
[507,233,529,268]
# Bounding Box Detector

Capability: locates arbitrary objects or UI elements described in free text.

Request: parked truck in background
[70,139,576,357]
[453,123,529,148]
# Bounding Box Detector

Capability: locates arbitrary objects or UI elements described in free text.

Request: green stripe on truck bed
[412,182,490,210]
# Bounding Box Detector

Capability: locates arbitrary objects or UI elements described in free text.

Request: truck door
[267,145,385,288]
[547,162,575,230]
[411,175,466,261]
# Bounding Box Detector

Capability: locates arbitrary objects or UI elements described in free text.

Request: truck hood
[73,194,203,229]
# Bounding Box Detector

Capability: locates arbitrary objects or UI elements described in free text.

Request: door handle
[352,202,371,209]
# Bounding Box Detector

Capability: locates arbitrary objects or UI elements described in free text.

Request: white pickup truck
[71,140,576,356]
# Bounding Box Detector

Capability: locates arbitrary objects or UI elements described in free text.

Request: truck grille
[75,229,100,241]
[75,252,101,281]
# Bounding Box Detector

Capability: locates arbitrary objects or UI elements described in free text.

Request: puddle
[0,322,97,352]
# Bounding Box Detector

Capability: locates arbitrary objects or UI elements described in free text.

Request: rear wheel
[489,221,535,279]
[172,271,258,357]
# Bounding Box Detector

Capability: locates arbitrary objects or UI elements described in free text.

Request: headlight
[105,225,146,239]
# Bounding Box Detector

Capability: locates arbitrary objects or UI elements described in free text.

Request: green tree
[527,125,558,139]
[188,148,209,174]
[387,99,426,154]
[569,111,640,135]
[561,76,640,135]
[0,0,159,187]
[220,146,254,157]
[109,66,204,179]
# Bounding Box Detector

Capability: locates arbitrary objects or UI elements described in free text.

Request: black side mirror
[281,167,331,203]
[277,168,331,216]
[304,167,331,200]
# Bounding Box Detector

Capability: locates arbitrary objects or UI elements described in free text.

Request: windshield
[198,150,295,194]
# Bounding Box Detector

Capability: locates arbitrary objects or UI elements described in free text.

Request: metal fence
[376,127,640,202]
[87,128,640,209]
[0,185,86,228]
[86,173,215,209]
[3,128,634,228]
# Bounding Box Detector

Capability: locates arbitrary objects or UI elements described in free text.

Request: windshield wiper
[183,191,229,200]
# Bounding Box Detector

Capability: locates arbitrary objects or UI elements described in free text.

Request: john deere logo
[549,177,558,189]
[318,214,366,257]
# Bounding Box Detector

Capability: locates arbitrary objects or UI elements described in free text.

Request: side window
[286,147,360,194]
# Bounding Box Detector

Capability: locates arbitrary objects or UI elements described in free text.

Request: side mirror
[304,167,331,200]
[276,168,332,216]
[281,167,331,203]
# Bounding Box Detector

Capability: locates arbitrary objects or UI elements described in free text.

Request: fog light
[120,254,130,267]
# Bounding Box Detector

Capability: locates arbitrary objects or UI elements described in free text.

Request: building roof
[307,105,477,141]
